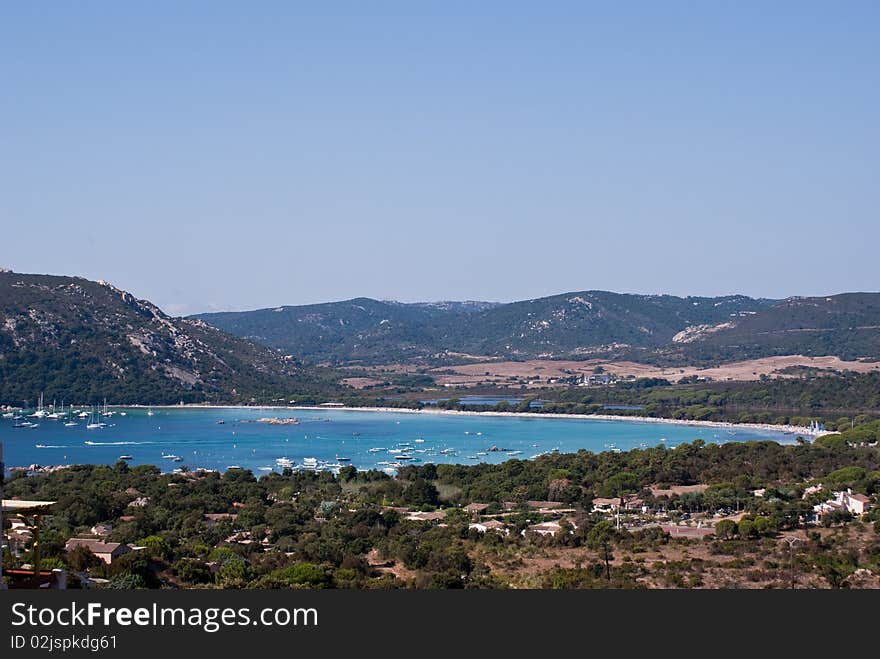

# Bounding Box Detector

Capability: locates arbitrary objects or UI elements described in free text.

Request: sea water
[0,407,798,474]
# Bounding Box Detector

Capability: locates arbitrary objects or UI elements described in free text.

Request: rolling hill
[196,291,880,366]
[195,291,805,365]
[0,271,331,404]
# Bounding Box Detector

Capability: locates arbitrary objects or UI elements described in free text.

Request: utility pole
[782,536,802,589]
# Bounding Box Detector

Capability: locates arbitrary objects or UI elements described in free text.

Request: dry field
[471,525,880,589]
[395,355,880,388]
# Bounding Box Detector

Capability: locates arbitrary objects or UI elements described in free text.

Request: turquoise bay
[1,407,799,474]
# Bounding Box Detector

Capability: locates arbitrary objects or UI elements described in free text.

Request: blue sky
[2,2,878,314]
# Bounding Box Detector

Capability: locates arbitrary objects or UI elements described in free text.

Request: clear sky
[2,2,878,315]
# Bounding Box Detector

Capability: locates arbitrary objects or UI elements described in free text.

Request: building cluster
[812,488,872,523]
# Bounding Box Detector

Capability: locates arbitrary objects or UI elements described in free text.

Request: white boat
[302,457,318,467]
[119,455,133,460]
[30,393,48,418]
[226,465,242,470]
[147,406,155,417]
[336,456,351,462]
[2,412,14,419]
[64,421,78,427]
[414,438,425,443]
[368,447,386,453]
[257,466,273,471]
[161,453,181,460]
[86,413,105,429]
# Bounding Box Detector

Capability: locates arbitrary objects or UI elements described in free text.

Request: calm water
[0,407,798,475]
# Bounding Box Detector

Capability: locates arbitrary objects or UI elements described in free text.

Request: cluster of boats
[2,395,145,430]
[268,456,348,474]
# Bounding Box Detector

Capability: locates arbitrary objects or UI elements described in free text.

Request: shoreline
[137,403,822,438]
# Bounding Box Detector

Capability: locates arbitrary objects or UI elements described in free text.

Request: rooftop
[2,499,57,512]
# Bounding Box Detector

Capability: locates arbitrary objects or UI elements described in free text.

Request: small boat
[217,420,225,425]
[336,456,351,462]
[147,406,155,417]
[86,409,104,429]
[161,453,181,460]
[64,421,78,427]
[508,450,523,456]
[368,447,385,453]
[119,455,133,460]
[414,438,425,443]
[172,456,183,462]
[1,412,14,419]
[257,466,273,471]
[226,465,242,470]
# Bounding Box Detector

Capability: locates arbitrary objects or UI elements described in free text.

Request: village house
[592,496,648,514]
[203,513,238,529]
[802,484,824,500]
[64,538,132,565]
[405,510,447,523]
[90,523,113,537]
[522,520,566,537]
[468,519,509,535]
[463,503,490,517]
[813,489,872,523]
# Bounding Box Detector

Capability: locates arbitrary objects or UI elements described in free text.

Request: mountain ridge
[0,271,330,404]
[190,289,880,366]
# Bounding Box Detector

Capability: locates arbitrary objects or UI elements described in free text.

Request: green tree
[714,519,737,540]
[67,546,102,572]
[587,521,617,582]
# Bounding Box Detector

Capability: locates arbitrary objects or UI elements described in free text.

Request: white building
[813,489,872,521]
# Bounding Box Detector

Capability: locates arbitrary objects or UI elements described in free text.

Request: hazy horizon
[6,265,880,317]
[3,3,878,315]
